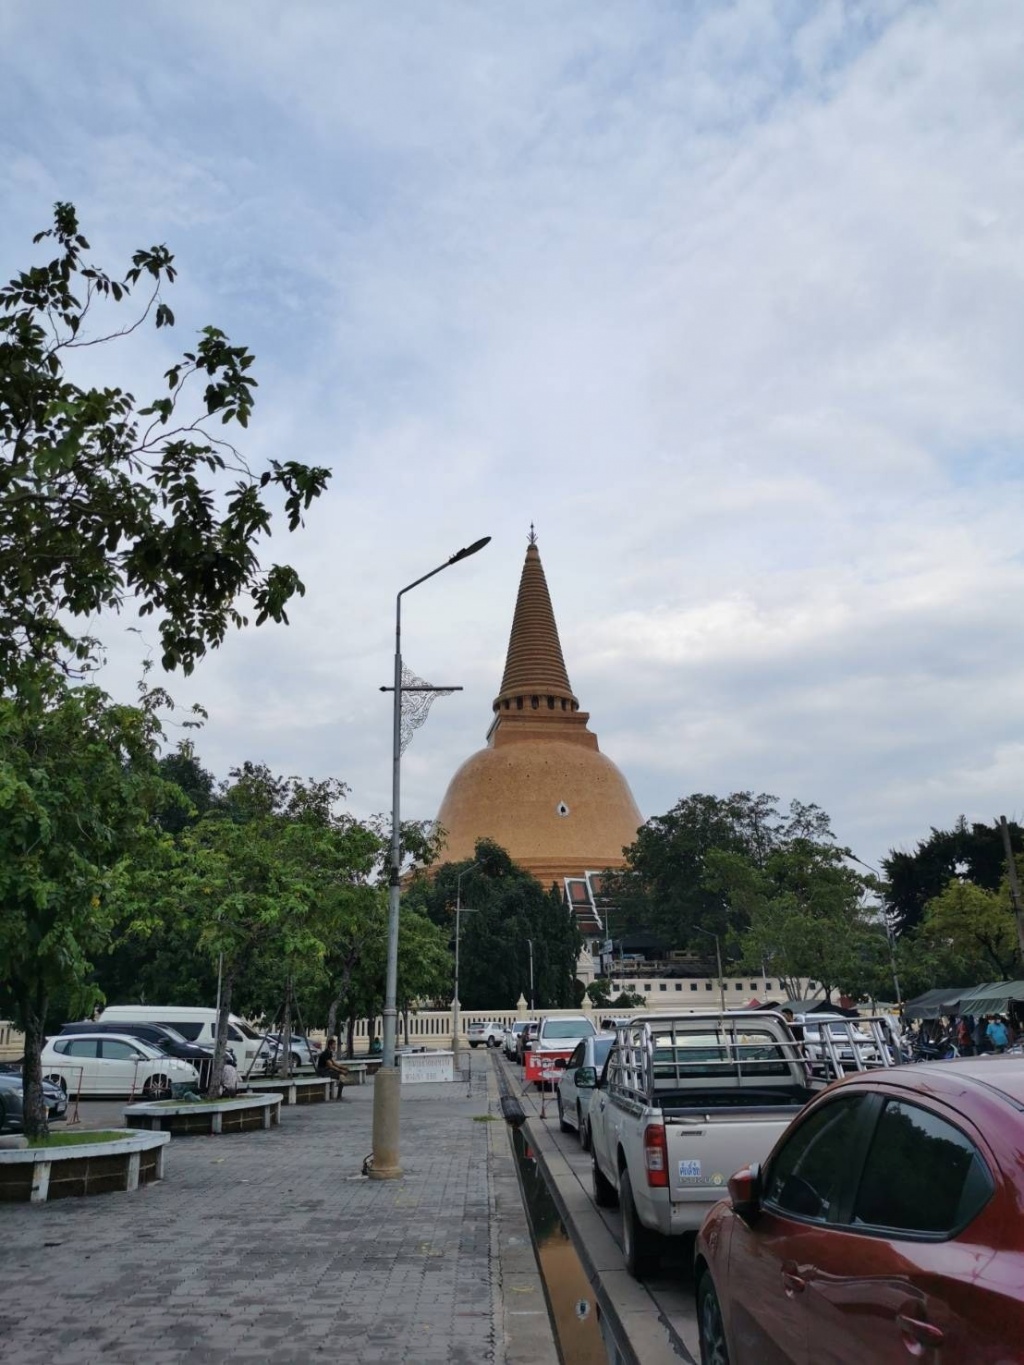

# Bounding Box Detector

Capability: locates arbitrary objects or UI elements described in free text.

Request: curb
[505,1066,696,1365]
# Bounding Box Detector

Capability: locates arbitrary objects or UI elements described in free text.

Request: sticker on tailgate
[678,1159,702,1180]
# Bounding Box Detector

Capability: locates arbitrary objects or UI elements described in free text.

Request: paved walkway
[0,1053,557,1365]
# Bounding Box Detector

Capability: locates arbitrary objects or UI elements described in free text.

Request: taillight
[643,1123,669,1188]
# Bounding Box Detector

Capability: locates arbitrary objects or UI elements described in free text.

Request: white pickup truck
[587,1010,895,1276]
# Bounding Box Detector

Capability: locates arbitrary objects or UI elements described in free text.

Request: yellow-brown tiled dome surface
[431,534,641,886]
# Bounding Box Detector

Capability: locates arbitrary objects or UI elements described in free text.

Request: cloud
[3,0,1024,875]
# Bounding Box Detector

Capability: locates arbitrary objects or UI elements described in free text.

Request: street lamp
[847,854,903,1008]
[694,927,726,1013]
[451,863,480,1059]
[370,535,490,1182]
[526,938,535,1011]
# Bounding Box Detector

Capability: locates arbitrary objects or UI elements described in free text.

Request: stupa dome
[432,530,642,886]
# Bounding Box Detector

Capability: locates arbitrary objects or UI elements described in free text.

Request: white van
[98,1005,266,1071]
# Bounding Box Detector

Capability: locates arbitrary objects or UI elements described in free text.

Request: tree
[882,816,1024,935]
[710,840,879,1002]
[914,879,1020,983]
[0,202,331,684]
[0,678,167,1137]
[118,766,382,1094]
[604,792,836,949]
[409,840,583,1010]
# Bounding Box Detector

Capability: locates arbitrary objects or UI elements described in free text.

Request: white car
[555,1033,615,1149]
[257,1033,320,1068]
[467,1021,504,1048]
[503,1021,531,1058]
[796,1013,881,1068]
[42,1032,200,1099]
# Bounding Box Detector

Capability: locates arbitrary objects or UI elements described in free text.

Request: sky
[3,0,1024,873]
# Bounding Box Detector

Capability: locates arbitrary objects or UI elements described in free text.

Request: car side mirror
[728,1164,762,1221]
[574,1066,597,1088]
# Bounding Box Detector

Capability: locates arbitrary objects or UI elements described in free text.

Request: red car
[694,1058,1024,1364]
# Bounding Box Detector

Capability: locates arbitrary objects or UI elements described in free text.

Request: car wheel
[291,1052,301,1067]
[578,1105,591,1151]
[469,1042,480,1049]
[143,1074,172,1100]
[697,1271,730,1365]
[0,1096,7,1132]
[592,1151,617,1208]
[557,1093,572,1133]
[620,1168,661,1278]
[46,1073,68,1096]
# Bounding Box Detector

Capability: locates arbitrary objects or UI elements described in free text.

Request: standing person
[317,1036,351,1097]
[986,1015,1010,1054]
[956,1015,975,1056]
[780,1007,805,1043]
[974,1015,990,1054]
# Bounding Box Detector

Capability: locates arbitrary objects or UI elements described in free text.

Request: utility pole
[999,816,1024,962]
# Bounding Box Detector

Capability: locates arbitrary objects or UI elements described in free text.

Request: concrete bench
[243,1077,336,1105]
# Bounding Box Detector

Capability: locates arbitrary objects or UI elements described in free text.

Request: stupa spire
[493,529,579,714]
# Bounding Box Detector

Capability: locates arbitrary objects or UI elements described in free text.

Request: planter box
[242,1077,336,1105]
[0,1130,170,1204]
[123,1093,282,1135]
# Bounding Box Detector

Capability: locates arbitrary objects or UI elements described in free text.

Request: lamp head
[449,535,491,565]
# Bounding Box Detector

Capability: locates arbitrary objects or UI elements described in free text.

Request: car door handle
[897,1314,944,1349]
[781,1263,806,1296]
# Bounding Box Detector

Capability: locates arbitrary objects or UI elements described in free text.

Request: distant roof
[902,986,964,1020]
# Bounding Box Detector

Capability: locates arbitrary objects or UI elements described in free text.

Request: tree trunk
[345,1015,356,1059]
[209,964,236,1097]
[281,976,292,1081]
[402,1004,410,1046]
[326,994,341,1046]
[20,988,49,1142]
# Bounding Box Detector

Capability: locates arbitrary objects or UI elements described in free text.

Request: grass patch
[472,1114,498,1123]
[26,1130,123,1149]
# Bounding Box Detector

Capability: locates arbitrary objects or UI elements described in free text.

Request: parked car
[60,1019,224,1072]
[257,1032,321,1068]
[524,1015,597,1084]
[695,1057,1024,1364]
[0,1072,68,1131]
[515,1022,539,1064]
[555,1033,615,1149]
[98,1005,265,1072]
[41,1032,200,1099]
[467,1021,504,1048]
[589,1011,823,1276]
[796,1012,883,1070]
[503,1021,531,1058]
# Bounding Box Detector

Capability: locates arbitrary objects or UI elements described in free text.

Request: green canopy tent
[901,987,963,1021]
[956,981,1024,1016]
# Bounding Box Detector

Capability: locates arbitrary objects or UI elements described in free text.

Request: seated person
[369,1036,382,1056]
[221,1058,241,1097]
[317,1036,351,1096]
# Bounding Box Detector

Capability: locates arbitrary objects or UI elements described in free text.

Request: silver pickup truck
[587,1010,896,1277]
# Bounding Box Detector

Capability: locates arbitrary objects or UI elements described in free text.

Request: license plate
[679,1159,702,1180]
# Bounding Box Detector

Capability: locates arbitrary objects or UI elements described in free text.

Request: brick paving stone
[0,1053,533,1365]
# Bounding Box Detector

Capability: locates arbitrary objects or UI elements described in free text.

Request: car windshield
[158,1026,189,1044]
[593,1037,614,1065]
[543,1021,594,1040]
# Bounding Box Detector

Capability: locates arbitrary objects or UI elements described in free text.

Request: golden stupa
[433,530,642,888]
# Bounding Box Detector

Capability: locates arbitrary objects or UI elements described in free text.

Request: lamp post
[848,854,903,1008]
[451,862,480,1060]
[695,927,726,1013]
[526,938,535,1011]
[370,535,490,1182]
